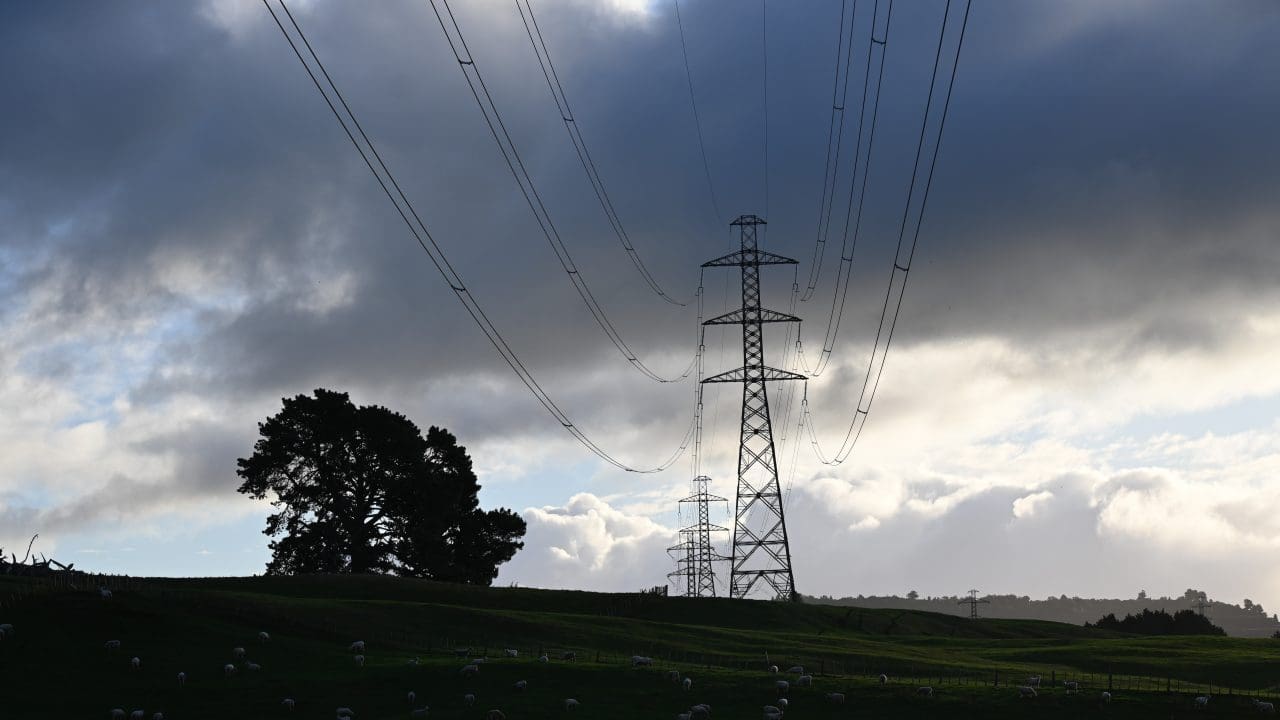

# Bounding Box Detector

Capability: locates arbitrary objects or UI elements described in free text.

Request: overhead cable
[673,0,724,229]
[428,0,695,383]
[263,0,695,473]
[514,0,687,307]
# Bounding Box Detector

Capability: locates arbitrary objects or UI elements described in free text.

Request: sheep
[676,714,691,720]
[282,698,295,710]
[1027,675,1041,687]
[917,686,933,697]
[682,677,692,691]
[690,704,711,720]
[350,641,366,654]
[1064,680,1079,692]
[1101,691,1111,703]
[504,648,519,658]
[763,706,781,715]
[667,670,681,683]
[1195,695,1210,708]
[786,665,803,674]
[485,711,506,720]
[152,714,164,720]
[232,646,246,660]
[105,640,122,651]
[826,692,846,704]
[111,710,126,720]
[177,671,186,686]
[763,711,782,720]
[1018,685,1038,698]
[775,680,790,695]
[561,651,577,661]
[878,673,888,685]
[464,694,476,706]
[407,656,420,666]
[537,654,549,663]
[410,709,429,719]
[797,674,813,687]
[335,708,354,718]
[245,661,261,671]
[1254,699,1276,714]
[0,623,12,637]
[777,699,788,708]
[223,663,236,677]
[631,655,654,667]
[514,680,528,691]
[131,656,142,670]
[100,587,113,599]
[408,691,416,704]
[768,665,779,674]
[461,663,480,676]
[258,631,271,643]
[354,655,365,668]
[129,711,145,720]
[564,698,580,710]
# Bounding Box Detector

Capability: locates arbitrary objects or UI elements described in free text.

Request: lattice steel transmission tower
[667,475,729,597]
[958,589,990,619]
[702,215,805,600]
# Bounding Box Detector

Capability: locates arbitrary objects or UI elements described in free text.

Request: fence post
[994,670,998,688]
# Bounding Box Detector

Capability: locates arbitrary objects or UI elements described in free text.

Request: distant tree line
[1086,608,1225,636]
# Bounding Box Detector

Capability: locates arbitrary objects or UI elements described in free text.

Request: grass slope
[2,575,1278,719]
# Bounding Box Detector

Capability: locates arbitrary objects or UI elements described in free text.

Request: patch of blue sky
[63,511,271,577]
[477,456,604,513]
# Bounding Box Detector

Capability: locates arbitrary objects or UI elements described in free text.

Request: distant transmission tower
[702,215,805,600]
[1192,594,1210,616]
[958,589,990,619]
[667,475,729,597]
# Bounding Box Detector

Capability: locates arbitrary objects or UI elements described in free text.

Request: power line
[802,0,893,378]
[514,0,686,307]
[263,0,694,473]
[673,0,724,228]
[804,0,973,466]
[428,0,694,384]
[761,0,770,217]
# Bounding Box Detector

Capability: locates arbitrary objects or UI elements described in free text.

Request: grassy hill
[2,574,1279,719]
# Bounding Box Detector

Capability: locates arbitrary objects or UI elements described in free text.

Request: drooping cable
[801,0,893,378]
[264,0,694,473]
[673,0,724,228]
[514,0,686,307]
[805,0,972,466]
[761,0,770,217]
[428,0,695,383]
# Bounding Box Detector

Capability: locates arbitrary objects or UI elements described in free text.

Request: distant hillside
[809,590,1280,638]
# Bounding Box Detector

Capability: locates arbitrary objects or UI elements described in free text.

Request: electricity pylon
[958,589,990,619]
[702,215,805,600]
[668,475,729,597]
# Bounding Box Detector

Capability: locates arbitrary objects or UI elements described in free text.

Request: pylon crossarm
[702,366,808,383]
[702,249,799,268]
[704,308,802,325]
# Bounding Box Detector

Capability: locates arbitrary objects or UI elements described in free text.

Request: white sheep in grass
[514,680,528,691]
[878,673,888,685]
[777,698,788,708]
[131,656,141,670]
[152,713,164,720]
[1195,695,1210,708]
[775,680,790,695]
[763,711,782,720]
[667,670,681,683]
[245,661,261,672]
[335,708,354,718]
[407,656,421,666]
[504,648,519,658]
[461,664,479,676]
[258,631,271,643]
[350,641,366,653]
[826,692,846,704]
[538,654,549,663]
[484,711,506,720]
[763,706,781,715]
[689,704,710,720]
[1254,699,1276,713]
[786,666,803,674]
[682,677,692,691]
[1018,686,1038,698]
[1064,680,1079,694]
[100,587,113,599]
[797,674,813,687]
[564,698,580,710]
[676,714,691,720]
[129,711,145,720]
[282,698,295,710]
[223,663,236,677]
[632,655,653,667]
[768,665,778,674]
[353,655,365,668]
[917,686,933,697]
[464,694,476,707]
[233,646,246,660]
[105,640,122,651]
[1101,691,1111,703]
[110,710,125,720]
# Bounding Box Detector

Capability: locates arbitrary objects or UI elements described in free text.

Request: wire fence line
[3,578,1276,702]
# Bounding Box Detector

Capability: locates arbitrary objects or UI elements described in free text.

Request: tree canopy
[236,389,526,584]
[1086,608,1225,636]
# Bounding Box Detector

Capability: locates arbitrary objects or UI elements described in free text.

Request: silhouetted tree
[907,590,919,600]
[1087,608,1225,636]
[237,389,526,583]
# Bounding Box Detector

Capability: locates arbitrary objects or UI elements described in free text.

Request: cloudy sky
[3,0,1279,610]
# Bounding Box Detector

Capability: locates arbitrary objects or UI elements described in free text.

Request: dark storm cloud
[2,0,1278,464]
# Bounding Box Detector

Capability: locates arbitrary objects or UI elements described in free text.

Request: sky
[3,0,1280,610]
